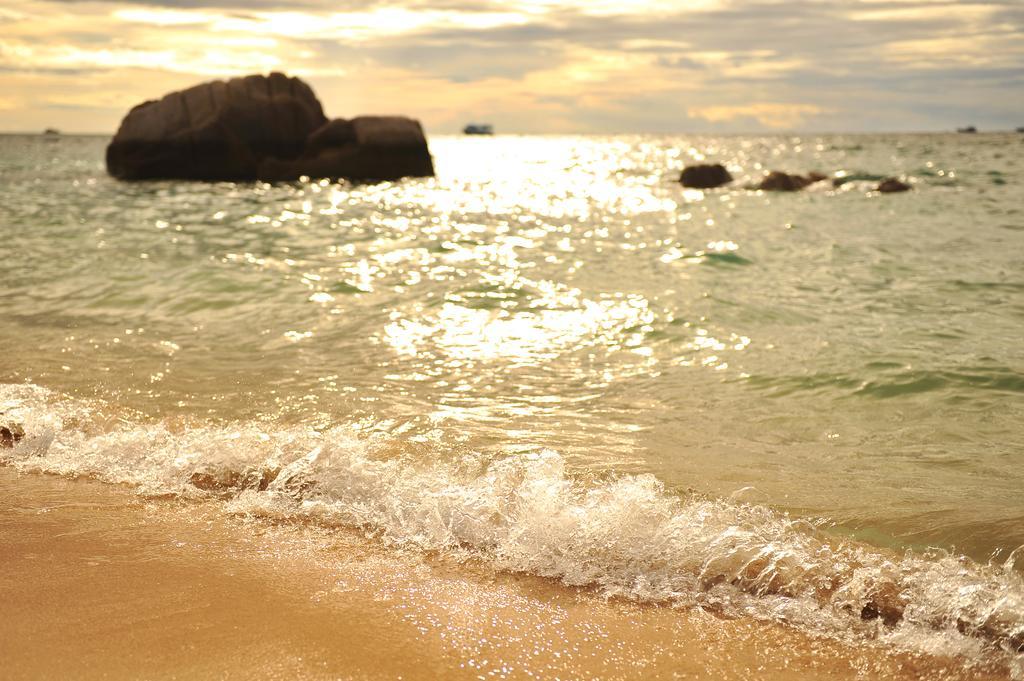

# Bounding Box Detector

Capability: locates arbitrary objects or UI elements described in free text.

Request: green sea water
[2,132,1023,664]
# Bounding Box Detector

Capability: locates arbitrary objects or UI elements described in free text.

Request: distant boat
[43,128,60,136]
[463,124,494,135]
[957,125,977,133]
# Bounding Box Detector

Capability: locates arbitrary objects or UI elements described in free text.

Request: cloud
[40,0,368,8]
[111,6,532,41]
[0,6,25,22]
[0,40,283,77]
[687,102,829,129]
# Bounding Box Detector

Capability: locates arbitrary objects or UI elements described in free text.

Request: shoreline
[0,467,1009,680]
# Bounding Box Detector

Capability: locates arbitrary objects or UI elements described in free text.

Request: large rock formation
[679,163,732,189]
[106,72,434,182]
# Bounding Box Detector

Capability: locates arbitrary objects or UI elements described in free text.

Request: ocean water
[1,132,1023,670]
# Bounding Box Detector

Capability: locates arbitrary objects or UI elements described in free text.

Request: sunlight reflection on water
[2,132,1024,560]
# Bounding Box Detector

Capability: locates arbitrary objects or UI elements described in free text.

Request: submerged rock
[877,178,911,193]
[679,163,733,188]
[106,72,434,182]
[189,466,279,493]
[757,171,826,192]
[0,420,25,448]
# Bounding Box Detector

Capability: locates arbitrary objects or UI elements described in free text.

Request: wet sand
[0,467,1006,680]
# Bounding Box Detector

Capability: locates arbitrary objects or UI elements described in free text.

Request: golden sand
[0,467,1005,680]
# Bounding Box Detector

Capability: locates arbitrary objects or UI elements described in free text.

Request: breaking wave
[2,382,1022,675]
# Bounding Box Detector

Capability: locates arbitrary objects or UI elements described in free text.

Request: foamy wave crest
[2,383,1022,674]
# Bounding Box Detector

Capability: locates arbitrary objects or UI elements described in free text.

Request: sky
[0,0,1022,134]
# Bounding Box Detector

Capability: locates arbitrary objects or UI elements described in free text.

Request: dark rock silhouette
[106,72,434,182]
[877,178,911,193]
[259,116,434,182]
[757,171,827,191]
[679,163,732,188]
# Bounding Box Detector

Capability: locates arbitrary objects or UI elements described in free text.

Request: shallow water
[0,468,1007,681]
[2,132,1023,669]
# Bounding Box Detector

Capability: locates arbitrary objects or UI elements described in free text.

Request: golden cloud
[687,102,828,129]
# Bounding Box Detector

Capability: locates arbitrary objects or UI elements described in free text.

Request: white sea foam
[2,382,1022,675]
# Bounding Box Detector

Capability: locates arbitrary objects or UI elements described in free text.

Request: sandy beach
[0,466,1008,681]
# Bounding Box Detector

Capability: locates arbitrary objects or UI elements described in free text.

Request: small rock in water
[876,178,911,193]
[757,171,825,191]
[189,470,242,491]
[189,466,280,493]
[0,420,25,448]
[679,163,733,188]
